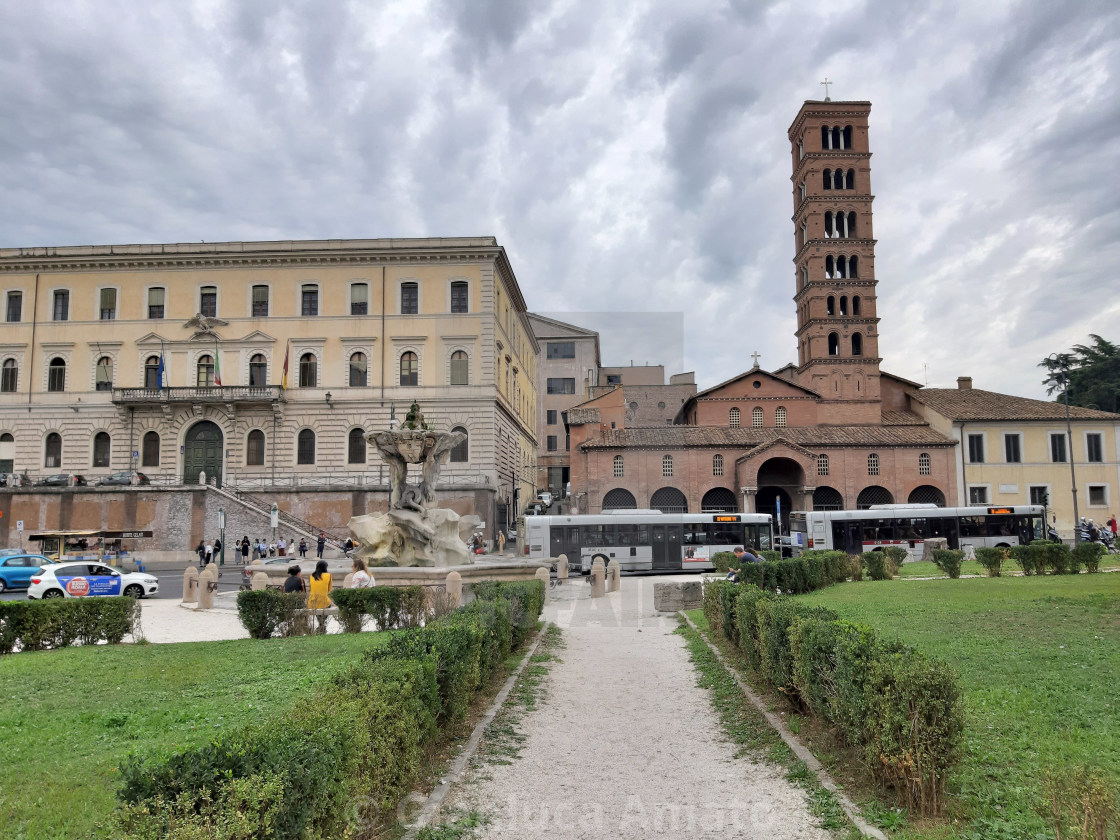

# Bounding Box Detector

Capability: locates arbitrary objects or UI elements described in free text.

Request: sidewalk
[444,576,832,839]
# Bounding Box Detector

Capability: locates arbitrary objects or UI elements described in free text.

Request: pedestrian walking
[213,538,222,562]
[196,540,206,567]
[204,541,214,565]
[316,531,326,559]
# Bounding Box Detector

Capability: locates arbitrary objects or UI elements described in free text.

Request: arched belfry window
[825,256,835,278]
[828,332,840,356]
[847,212,857,238]
[852,295,861,316]
[849,255,859,278]
[823,169,832,190]
[729,407,740,428]
[837,255,848,279]
[843,125,852,148]
[827,295,835,315]
[852,333,863,356]
[833,169,844,190]
[845,169,855,189]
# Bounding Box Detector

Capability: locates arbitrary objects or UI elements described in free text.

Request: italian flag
[214,341,222,386]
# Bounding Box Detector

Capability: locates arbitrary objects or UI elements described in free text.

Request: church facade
[568,99,960,527]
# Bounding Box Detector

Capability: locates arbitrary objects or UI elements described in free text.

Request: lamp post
[1046,353,1080,542]
[270,503,279,549]
[218,508,226,566]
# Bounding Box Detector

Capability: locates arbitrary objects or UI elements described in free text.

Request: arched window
[298,353,317,388]
[249,354,267,387]
[843,125,852,148]
[824,211,833,238]
[845,169,855,189]
[246,430,265,466]
[44,432,62,468]
[828,332,840,356]
[821,125,830,149]
[827,295,835,316]
[348,427,366,464]
[813,486,843,510]
[93,431,111,468]
[450,350,468,385]
[662,455,673,477]
[852,295,861,315]
[831,125,841,149]
[613,454,624,477]
[801,266,809,288]
[833,169,844,189]
[847,212,856,238]
[196,355,214,388]
[919,452,931,476]
[603,488,637,510]
[729,407,740,428]
[775,406,787,427]
[817,453,829,476]
[868,453,880,476]
[142,430,160,467]
[849,255,859,278]
[144,356,161,389]
[852,333,863,356]
[839,295,848,316]
[823,168,832,190]
[450,426,468,462]
[95,356,113,391]
[296,429,315,465]
[400,351,418,386]
[825,255,834,278]
[48,357,66,392]
[349,352,367,387]
[713,454,724,476]
[1,358,17,393]
[837,255,848,279]
[752,407,763,427]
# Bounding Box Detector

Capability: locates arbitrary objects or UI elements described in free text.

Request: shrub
[883,546,909,576]
[862,551,891,581]
[235,590,305,639]
[1072,541,1105,573]
[733,585,772,671]
[848,554,864,581]
[471,580,544,646]
[329,586,429,633]
[760,549,782,563]
[1009,544,1034,575]
[931,549,965,579]
[702,579,729,637]
[0,597,139,654]
[974,546,1006,577]
[1033,541,1075,575]
[1026,541,1054,575]
[711,551,737,573]
[789,613,841,718]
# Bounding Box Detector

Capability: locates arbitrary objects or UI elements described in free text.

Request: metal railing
[112,385,284,404]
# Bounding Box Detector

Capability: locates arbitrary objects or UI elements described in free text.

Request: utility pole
[1047,354,1080,542]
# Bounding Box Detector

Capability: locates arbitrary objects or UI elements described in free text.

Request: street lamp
[217,508,226,566]
[1045,353,1080,542]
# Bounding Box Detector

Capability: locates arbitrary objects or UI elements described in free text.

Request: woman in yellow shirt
[306,560,333,632]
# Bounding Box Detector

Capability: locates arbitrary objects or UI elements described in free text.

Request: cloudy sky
[2,0,1118,400]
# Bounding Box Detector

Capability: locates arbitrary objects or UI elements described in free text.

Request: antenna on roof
[924,363,929,385]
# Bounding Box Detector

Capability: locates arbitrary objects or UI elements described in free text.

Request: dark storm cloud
[1,0,1117,398]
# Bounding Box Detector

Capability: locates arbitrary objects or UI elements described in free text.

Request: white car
[27,561,159,600]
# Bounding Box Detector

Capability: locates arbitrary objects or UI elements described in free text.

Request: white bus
[789,504,1045,558]
[524,510,774,573]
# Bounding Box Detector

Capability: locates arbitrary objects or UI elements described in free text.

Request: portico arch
[755,457,806,532]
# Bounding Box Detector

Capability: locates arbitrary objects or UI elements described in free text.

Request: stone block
[445,569,462,607]
[182,566,198,604]
[606,558,620,592]
[557,553,568,580]
[535,566,550,603]
[653,581,702,612]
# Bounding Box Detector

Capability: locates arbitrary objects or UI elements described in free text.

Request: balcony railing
[112,386,284,404]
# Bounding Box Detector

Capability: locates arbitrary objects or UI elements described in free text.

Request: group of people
[1079,516,1118,549]
[195,538,222,566]
[724,544,763,582]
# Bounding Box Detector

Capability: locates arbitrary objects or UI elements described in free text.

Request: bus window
[747,524,772,550]
[959,516,984,538]
[582,525,605,547]
[898,518,927,541]
[927,517,959,548]
[985,516,1013,538]
[683,524,708,545]
[616,524,637,546]
[711,524,739,545]
[636,525,650,545]
[862,518,894,543]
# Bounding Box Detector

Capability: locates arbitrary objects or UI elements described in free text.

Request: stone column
[740,487,757,513]
[445,570,462,608]
[606,558,620,592]
[557,554,568,580]
[182,567,199,604]
[590,557,605,598]
[197,565,218,610]
[535,566,550,604]
[799,485,816,512]
[251,571,269,590]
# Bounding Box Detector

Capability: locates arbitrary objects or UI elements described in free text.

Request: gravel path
[447,576,832,839]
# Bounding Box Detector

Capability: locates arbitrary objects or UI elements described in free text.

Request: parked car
[536,491,554,508]
[0,553,57,593]
[27,561,159,599]
[35,473,87,487]
[96,471,151,486]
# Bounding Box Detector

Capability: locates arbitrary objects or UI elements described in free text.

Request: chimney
[957,377,973,390]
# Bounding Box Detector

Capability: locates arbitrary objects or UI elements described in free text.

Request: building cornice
[787,101,872,138]
[792,239,878,263]
[791,151,873,181]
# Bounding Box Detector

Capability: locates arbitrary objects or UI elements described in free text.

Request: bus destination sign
[985,508,1014,516]
[713,515,741,523]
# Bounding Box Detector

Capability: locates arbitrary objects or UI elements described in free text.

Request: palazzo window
[92,432,111,467]
[99,288,117,320]
[249,354,267,387]
[48,357,66,392]
[450,350,468,385]
[5,291,21,323]
[142,431,160,467]
[199,286,217,318]
[400,352,418,386]
[350,283,368,316]
[251,285,269,317]
[246,430,265,466]
[299,353,317,388]
[196,355,215,388]
[1,359,18,393]
[348,428,366,464]
[296,429,315,465]
[450,427,468,463]
[148,287,165,319]
[44,432,62,468]
[349,352,367,387]
[1086,433,1103,463]
[95,356,113,391]
[301,284,319,317]
[450,281,468,314]
[401,282,418,315]
[53,290,69,321]
[144,356,161,389]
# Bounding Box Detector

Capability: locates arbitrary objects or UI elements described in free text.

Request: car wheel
[124,584,145,598]
[0,579,7,593]
[42,589,64,599]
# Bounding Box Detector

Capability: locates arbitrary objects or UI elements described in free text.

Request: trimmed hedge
[471,580,546,647]
[736,549,851,594]
[330,586,427,633]
[932,548,965,579]
[117,581,545,838]
[862,551,891,581]
[0,596,139,654]
[235,590,306,639]
[702,582,964,816]
[974,546,1006,577]
[1072,541,1105,573]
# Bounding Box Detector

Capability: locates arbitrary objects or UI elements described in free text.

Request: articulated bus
[789,504,1045,558]
[525,510,774,573]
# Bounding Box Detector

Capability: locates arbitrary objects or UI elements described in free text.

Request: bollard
[197,565,219,610]
[606,558,620,593]
[251,571,269,591]
[535,566,550,604]
[557,553,568,580]
[445,570,463,608]
[182,566,199,604]
[590,557,606,598]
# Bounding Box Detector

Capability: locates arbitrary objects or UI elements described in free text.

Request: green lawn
[0,633,387,840]
[799,574,1120,839]
[895,556,1120,578]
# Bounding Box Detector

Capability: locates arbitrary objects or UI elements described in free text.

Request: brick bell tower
[788,98,882,424]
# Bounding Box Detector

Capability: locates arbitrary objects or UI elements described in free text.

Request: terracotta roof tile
[566,408,601,425]
[912,389,1120,422]
[881,411,928,426]
[579,424,955,450]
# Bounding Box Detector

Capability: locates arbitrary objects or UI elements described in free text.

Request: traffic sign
[16,520,23,532]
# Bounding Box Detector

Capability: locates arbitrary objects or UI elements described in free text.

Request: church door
[183,421,224,487]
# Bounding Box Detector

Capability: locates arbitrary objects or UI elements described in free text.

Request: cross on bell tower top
[750,351,761,369]
[820,77,832,101]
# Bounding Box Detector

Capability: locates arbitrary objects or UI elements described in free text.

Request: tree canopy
[1039,335,1120,413]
